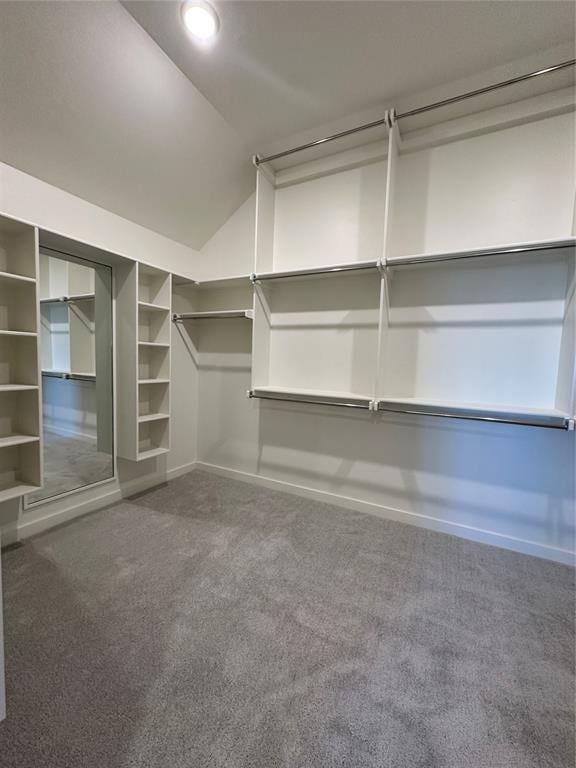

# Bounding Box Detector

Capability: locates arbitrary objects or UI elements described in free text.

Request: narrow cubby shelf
[0,271,36,285]
[118,262,172,461]
[138,412,169,423]
[0,215,43,499]
[138,300,171,313]
[0,330,37,337]
[0,435,40,448]
[0,384,39,392]
[138,378,170,385]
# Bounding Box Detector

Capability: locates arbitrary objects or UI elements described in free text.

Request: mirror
[27,249,114,503]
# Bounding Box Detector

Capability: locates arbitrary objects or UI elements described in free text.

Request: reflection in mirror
[27,249,114,503]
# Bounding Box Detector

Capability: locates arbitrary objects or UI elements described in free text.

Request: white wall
[0,164,201,542]
[195,148,576,564]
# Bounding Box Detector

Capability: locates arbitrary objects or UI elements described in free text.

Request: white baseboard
[44,424,97,441]
[195,462,576,566]
[1,461,196,546]
[3,458,573,567]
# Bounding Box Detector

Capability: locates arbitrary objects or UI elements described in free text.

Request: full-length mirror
[27,249,114,503]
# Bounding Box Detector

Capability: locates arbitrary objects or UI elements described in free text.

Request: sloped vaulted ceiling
[0,0,253,249]
[1,1,574,249]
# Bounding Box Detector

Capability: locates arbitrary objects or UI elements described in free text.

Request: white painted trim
[195,462,576,566]
[1,461,196,546]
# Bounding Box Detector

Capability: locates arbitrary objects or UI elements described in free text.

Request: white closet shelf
[138,413,170,423]
[250,386,374,409]
[0,329,37,337]
[387,237,576,267]
[0,384,38,392]
[0,435,40,448]
[138,300,170,313]
[253,259,379,283]
[0,481,42,503]
[172,273,251,288]
[0,271,36,284]
[138,341,170,348]
[173,309,253,321]
[138,378,170,385]
[137,447,169,461]
[376,397,573,429]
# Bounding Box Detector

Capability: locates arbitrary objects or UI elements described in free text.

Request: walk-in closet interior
[0,2,574,767]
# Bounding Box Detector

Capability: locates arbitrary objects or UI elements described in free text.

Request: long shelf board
[0,384,39,392]
[0,329,37,337]
[138,413,170,423]
[387,237,576,267]
[376,397,572,429]
[0,481,42,503]
[138,378,170,385]
[172,273,251,288]
[0,434,40,449]
[0,271,36,284]
[137,447,169,461]
[138,300,171,313]
[138,341,170,348]
[173,309,253,321]
[251,386,373,410]
[253,259,379,282]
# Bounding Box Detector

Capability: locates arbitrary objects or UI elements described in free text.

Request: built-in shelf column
[0,216,43,500]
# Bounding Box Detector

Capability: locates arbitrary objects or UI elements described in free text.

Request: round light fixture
[181,2,219,41]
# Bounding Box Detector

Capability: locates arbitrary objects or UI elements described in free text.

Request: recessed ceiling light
[181,2,219,41]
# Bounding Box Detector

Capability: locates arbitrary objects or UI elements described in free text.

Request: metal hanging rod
[377,401,571,430]
[252,260,379,283]
[173,310,253,321]
[40,293,95,304]
[249,389,373,410]
[387,238,576,267]
[254,59,575,166]
[42,371,96,382]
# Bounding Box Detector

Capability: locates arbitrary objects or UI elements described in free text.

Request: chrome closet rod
[387,238,576,267]
[249,391,371,410]
[252,260,378,282]
[254,59,576,165]
[42,371,96,382]
[377,403,570,430]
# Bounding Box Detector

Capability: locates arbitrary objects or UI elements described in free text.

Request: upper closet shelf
[387,237,576,268]
[376,398,573,430]
[173,309,253,321]
[250,386,374,410]
[252,259,379,283]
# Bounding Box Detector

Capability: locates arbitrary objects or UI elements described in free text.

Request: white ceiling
[124,0,576,152]
[1,1,574,249]
[0,1,252,250]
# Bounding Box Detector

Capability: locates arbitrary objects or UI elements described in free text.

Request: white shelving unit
[248,95,576,429]
[250,147,388,406]
[117,262,172,461]
[0,216,43,500]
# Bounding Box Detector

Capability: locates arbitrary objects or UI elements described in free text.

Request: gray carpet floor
[1,470,574,768]
[28,428,114,503]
